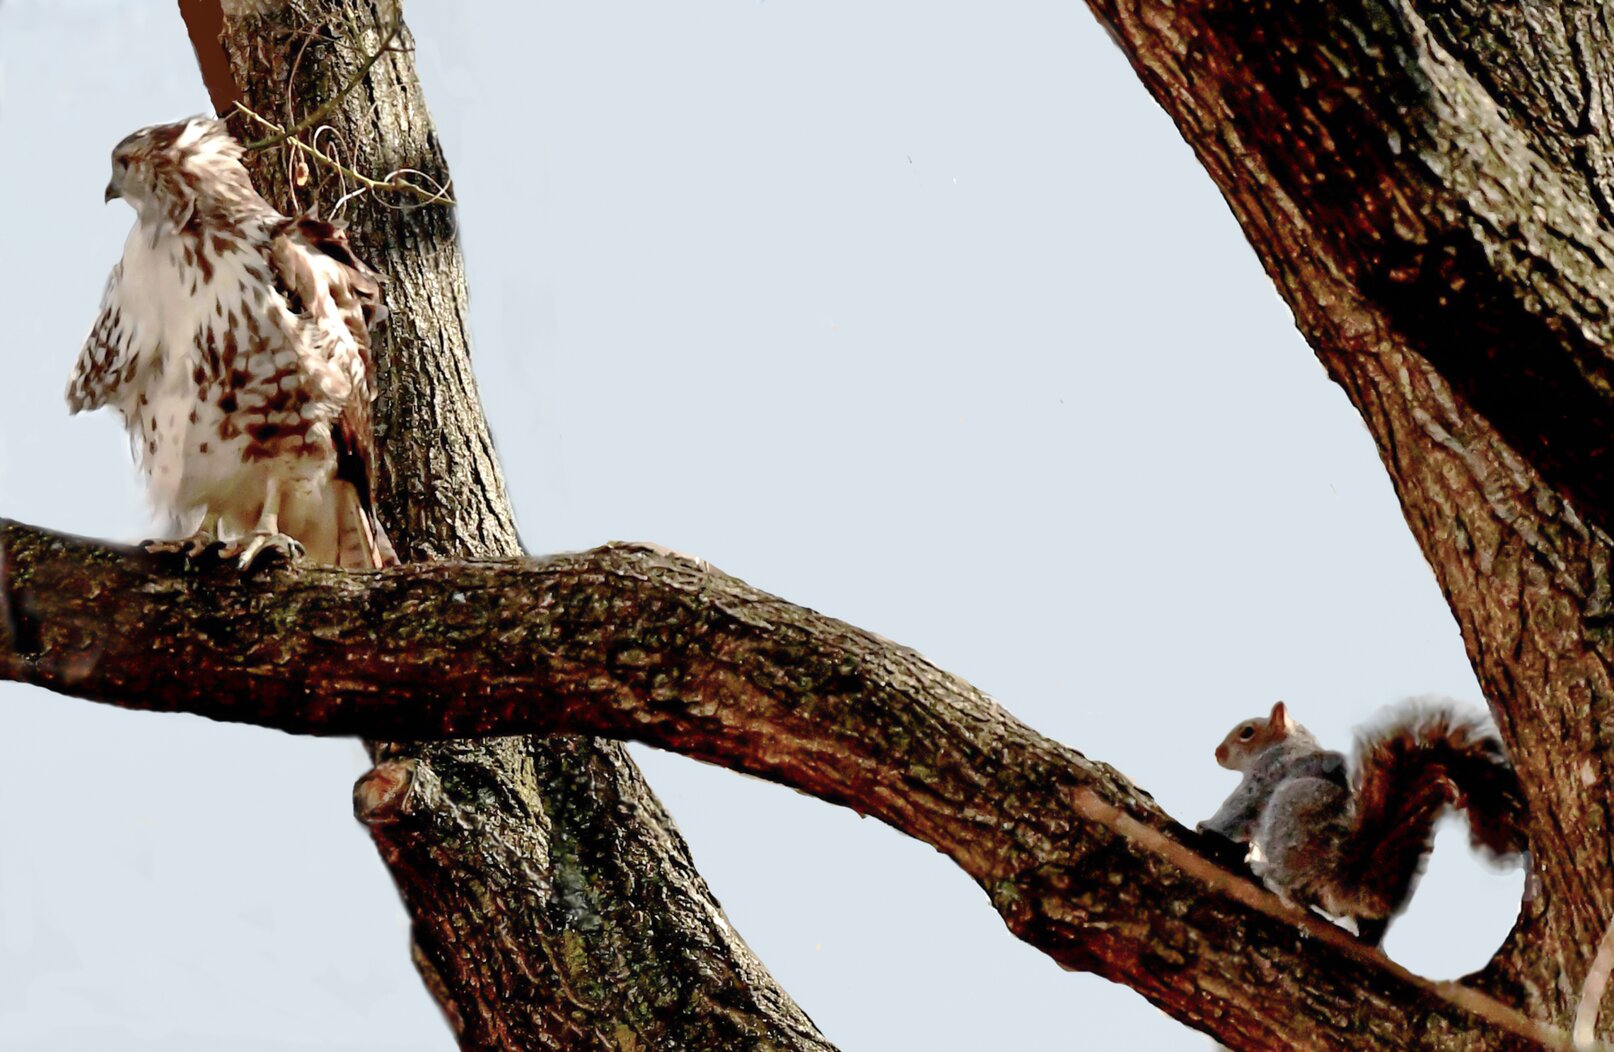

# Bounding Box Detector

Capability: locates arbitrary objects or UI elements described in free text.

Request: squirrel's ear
[1269,700,1290,728]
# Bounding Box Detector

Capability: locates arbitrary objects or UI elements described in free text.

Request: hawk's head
[105,117,250,231]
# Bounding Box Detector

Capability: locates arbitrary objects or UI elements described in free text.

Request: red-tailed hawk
[67,117,397,570]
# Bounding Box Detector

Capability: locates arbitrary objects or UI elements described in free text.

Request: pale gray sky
[0,1,1524,1048]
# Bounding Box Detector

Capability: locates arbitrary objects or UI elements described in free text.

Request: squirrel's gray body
[1200,732,1342,845]
[1197,700,1525,945]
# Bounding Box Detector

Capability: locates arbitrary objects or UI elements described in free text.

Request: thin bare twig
[232,101,455,207]
[1575,913,1614,1047]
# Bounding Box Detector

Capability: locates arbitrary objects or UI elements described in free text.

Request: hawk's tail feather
[333,479,399,570]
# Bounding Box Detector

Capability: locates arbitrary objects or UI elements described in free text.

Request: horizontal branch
[0,520,1561,1050]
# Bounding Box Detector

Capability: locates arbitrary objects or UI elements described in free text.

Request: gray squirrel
[1197,700,1527,946]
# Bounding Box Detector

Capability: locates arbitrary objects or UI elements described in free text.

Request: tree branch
[176,0,240,112]
[0,520,1562,1051]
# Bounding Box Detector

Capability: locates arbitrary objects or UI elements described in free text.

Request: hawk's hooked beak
[104,181,121,204]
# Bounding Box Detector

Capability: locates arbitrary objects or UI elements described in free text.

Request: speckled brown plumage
[66,117,396,569]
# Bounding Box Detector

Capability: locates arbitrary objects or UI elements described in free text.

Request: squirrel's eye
[1238,725,1256,741]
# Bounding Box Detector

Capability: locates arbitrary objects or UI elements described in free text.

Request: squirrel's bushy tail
[1341,700,1526,923]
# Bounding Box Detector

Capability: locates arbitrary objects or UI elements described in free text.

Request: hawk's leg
[142,511,222,561]
[218,478,305,569]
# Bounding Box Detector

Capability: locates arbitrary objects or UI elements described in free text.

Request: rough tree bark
[0,525,1568,1051]
[170,2,834,1049]
[9,0,1614,1050]
[1088,0,1614,1029]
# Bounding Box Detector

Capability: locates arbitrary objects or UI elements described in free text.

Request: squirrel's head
[1214,700,1296,771]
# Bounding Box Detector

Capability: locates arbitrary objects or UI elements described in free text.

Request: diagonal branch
[1084,0,1614,1010]
[0,519,1561,1052]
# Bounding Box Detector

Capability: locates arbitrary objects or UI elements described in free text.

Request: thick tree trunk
[1091,2,1614,543]
[1086,0,1614,1031]
[172,2,834,1048]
